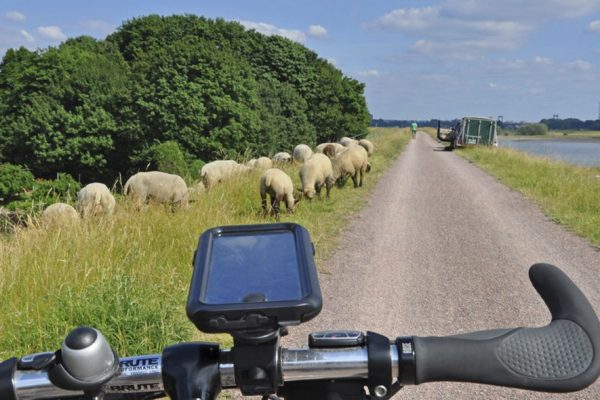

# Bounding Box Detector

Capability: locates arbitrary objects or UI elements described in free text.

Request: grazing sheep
[333,145,369,188]
[200,160,249,189]
[293,144,313,164]
[272,152,292,164]
[315,142,345,157]
[299,153,334,200]
[260,168,297,219]
[76,183,115,218]
[247,156,272,169]
[340,136,359,147]
[358,139,374,156]
[42,203,79,225]
[124,171,188,210]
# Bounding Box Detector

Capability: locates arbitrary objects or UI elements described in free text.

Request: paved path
[284,132,600,399]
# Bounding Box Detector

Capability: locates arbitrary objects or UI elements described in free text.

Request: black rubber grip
[0,357,17,400]
[413,263,600,392]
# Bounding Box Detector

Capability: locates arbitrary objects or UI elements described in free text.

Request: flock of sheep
[40,136,374,224]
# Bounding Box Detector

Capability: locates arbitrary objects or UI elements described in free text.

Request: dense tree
[0,14,371,188]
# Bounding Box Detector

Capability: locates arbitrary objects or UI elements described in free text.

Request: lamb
[332,145,369,188]
[358,139,374,156]
[259,168,297,220]
[76,183,115,218]
[293,144,313,164]
[299,153,334,200]
[272,152,292,164]
[42,203,79,225]
[124,171,188,210]
[200,160,248,189]
[340,136,359,147]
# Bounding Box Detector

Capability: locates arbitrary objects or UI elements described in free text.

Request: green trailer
[437,116,498,149]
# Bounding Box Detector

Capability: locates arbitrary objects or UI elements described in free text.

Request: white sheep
[293,144,313,164]
[315,142,345,157]
[272,152,292,164]
[124,171,188,210]
[260,168,297,219]
[299,153,334,200]
[200,160,249,189]
[247,156,272,169]
[76,183,115,218]
[340,136,359,147]
[332,145,369,188]
[358,139,374,156]
[42,203,79,225]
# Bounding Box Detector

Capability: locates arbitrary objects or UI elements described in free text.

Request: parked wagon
[437,116,498,150]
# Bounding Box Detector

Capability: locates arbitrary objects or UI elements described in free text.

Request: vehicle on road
[438,116,498,150]
[1,223,599,399]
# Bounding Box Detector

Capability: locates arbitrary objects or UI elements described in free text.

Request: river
[498,137,600,167]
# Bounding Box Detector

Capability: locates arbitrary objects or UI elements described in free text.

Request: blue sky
[1,0,600,122]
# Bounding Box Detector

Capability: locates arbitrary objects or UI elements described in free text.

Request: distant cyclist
[410,121,418,139]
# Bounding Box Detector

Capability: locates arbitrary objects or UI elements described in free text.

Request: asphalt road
[283,132,600,399]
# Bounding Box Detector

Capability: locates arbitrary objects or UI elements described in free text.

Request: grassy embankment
[459,147,600,248]
[499,130,600,140]
[0,128,409,359]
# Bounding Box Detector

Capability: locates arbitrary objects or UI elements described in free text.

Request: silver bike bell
[61,327,117,382]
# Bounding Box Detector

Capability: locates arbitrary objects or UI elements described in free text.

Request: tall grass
[0,128,409,358]
[459,146,600,247]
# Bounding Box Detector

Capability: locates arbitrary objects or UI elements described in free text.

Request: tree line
[0,15,371,187]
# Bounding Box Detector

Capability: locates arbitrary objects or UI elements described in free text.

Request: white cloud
[356,69,381,77]
[488,82,498,88]
[443,0,600,20]
[534,56,553,65]
[20,30,34,43]
[373,6,531,59]
[569,59,593,71]
[5,11,26,23]
[326,57,338,66]
[37,26,67,41]
[308,24,328,38]
[588,20,600,33]
[238,20,306,43]
[79,20,116,35]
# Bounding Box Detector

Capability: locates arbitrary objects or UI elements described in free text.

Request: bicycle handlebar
[2,263,599,399]
[413,263,600,392]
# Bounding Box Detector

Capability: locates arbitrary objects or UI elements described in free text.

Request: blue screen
[203,231,303,304]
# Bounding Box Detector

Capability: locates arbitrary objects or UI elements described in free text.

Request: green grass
[458,146,600,248]
[0,128,409,358]
[498,130,600,140]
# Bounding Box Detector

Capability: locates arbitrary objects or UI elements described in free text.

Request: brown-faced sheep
[42,203,79,225]
[333,145,369,188]
[340,136,359,147]
[272,152,292,164]
[260,168,297,220]
[293,144,313,164]
[124,171,188,210]
[76,183,115,218]
[358,139,374,156]
[299,153,334,200]
[201,160,250,189]
[315,142,345,157]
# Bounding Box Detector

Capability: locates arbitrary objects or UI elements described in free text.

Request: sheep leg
[325,177,332,199]
[359,167,364,187]
[272,197,281,220]
[351,172,358,188]
[315,183,322,200]
[261,194,268,216]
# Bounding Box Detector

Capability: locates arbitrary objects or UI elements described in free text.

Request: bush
[518,123,548,136]
[32,173,80,202]
[188,159,206,181]
[0,164,35,203]
[148,141,189,177]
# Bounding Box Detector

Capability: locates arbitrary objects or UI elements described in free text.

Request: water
[498,137,600,167]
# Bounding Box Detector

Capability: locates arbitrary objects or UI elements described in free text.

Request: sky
[1,0,600,122]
